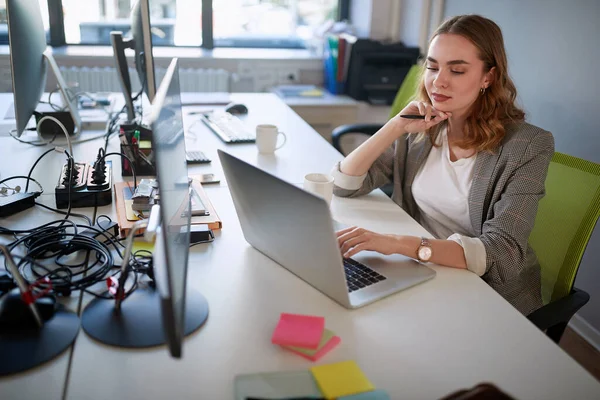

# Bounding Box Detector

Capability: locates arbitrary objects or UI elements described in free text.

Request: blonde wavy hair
[417,15,525,152]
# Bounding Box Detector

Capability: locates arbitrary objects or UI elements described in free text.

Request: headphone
[0,176,44,196]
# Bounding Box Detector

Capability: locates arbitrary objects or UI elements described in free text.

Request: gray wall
[442,0,600,336]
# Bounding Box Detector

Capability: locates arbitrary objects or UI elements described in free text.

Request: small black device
[224,102,248,115]
[34,111,76,137]
[185,150,211,164]
[0,192,38,217]
[0,289,58,328]
[197,173,220,184]
[190,224,214,244]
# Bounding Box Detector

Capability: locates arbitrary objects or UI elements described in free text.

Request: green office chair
[331,64,422,197]
[526,152,597,344]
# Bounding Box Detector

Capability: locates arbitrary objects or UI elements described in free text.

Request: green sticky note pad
[283,329,341,361]
[234,370,322,400]
[310,360,375,399]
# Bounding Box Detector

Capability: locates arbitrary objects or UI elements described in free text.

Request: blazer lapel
[405,137,433,188]
[469,145,503,236]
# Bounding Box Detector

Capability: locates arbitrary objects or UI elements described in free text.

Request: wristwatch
[416,237,433,262]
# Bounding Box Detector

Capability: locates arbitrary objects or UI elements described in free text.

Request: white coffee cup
[256,124,286,154]
[303,173,334,205]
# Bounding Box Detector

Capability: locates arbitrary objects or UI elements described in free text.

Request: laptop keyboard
[343,258,387,293]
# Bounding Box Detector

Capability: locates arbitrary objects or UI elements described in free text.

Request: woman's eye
[451,71,465,75]
[426,67,438,71]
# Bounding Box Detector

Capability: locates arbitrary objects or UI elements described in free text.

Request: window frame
[45,0,350,49]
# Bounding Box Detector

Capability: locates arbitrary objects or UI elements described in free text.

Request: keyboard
[343,257,387,293]
[200,111,255,144]
[186,150,211,164]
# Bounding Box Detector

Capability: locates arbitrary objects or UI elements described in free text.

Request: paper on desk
[310,360,375,399]
[338,390,391,399]
[234,370,322,400]
[271,313,325,349]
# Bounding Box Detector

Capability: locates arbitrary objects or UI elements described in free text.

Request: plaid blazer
[333,122,555,315]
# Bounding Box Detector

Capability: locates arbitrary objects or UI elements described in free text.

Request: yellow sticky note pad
[132,240,154,255]
[310,360,375,399]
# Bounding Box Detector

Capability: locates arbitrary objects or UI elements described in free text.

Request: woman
[331,15,554,316]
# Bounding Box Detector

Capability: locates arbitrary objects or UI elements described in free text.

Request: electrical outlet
[278,69,299,84]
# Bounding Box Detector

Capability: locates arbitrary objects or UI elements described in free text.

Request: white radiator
[58,66,231,93]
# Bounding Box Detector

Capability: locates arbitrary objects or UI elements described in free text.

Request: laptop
[218,150,436,309]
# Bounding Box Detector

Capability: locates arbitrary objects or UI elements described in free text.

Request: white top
[412,129,487,276]
[332,129,487,276]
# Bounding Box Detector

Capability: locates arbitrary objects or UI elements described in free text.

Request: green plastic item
[529,152,600,304]
[388,64,422,119]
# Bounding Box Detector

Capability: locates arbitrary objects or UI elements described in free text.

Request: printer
[345,39,421,105]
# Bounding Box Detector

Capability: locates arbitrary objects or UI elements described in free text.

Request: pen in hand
[399,114,438,119]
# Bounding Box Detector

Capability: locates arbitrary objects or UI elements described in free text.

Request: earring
[480,87,487,95]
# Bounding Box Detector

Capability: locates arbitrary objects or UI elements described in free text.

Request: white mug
[303,173,334,205]
[256,124,286,154]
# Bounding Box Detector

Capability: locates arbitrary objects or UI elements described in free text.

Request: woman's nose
[433,70,449,88]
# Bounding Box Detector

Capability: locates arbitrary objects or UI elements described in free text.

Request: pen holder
[120,142,155,177]
[119,125,156,177]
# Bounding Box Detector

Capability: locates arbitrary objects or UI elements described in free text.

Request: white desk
[0,93,599,400]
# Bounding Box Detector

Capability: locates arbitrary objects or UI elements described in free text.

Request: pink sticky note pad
[285,335,341,362]
[271,313,325,349]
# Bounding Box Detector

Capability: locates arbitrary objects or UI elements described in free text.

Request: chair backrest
[388,64,422,120]
[529,152,600,304]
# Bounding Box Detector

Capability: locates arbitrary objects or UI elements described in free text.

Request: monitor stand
[0,246,80,376]
[42,50,83,136]
[81,218,209,349]
[81,285,208,349]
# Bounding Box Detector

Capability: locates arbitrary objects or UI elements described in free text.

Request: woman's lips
[432,93,451,102]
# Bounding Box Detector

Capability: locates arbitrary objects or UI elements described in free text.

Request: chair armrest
[527,287,590,331]
[331,123,383,154]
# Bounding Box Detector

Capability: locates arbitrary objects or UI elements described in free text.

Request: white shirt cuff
[330,162,367,191]
[447,233,487,276]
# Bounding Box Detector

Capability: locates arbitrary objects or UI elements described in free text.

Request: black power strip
[55,161,113,209]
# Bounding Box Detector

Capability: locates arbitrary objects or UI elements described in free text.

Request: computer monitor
[131,0,157,102]
[6,0,81,137]
[111,0,157,122]
[80,57,208,357]
[148,57,205,357]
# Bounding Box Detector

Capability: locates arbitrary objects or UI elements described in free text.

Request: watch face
[418,246,432,261]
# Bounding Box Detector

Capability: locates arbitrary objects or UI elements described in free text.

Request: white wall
[439,0,600,347]
[350,0,373,37]
[398,0,424,47]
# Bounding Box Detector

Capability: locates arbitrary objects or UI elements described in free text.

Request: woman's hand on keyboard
[336,226,401,259]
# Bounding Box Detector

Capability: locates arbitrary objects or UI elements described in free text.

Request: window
[55,0,347,48]
[213,0,340,48]
[0,0,50,45]
[62,0,183,45]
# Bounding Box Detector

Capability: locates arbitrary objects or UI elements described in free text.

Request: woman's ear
[484,66,496,88]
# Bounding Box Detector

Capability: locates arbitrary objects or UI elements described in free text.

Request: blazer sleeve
[480,130,555,283]
[332,135,408,198]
